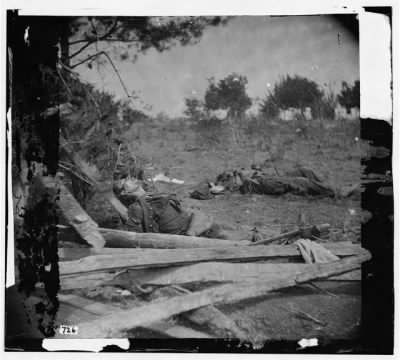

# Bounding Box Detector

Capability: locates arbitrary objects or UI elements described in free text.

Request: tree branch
[66,18,119,60]
[70,51,135,105]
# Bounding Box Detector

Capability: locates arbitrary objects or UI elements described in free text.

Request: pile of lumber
[46,172,370,340]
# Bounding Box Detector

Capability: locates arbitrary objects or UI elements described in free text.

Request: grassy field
[89,115,363,242]
[79,114,365,344]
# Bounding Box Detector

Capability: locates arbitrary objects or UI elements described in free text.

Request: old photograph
[4,5,395,354]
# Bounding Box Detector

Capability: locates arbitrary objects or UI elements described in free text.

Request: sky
[76,15,359,117]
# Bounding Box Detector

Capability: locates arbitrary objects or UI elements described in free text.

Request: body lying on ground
[215,167,360,198]
[114,177,216,236]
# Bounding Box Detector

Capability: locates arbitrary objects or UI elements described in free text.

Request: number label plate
[59,325,78,335]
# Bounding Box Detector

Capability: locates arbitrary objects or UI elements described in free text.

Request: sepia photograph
[3,1,395,354]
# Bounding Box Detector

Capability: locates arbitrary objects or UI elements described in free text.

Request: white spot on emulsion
[298,338,318,349]
[42,339,130,352]
[24,26,30,46]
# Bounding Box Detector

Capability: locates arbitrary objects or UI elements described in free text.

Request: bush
[261,74,323,118]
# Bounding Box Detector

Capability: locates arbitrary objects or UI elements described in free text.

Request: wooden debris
[59,242,370,276]
[249,229,300,246]
[38,176,105,251]
[249,223,330,246]
[56,293,212,339]
[60,262,361,291]
[154,286,247,339]
[74,253,370,338]
[58,226,249,249]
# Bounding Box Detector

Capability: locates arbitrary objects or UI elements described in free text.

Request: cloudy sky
[77,15,359,117]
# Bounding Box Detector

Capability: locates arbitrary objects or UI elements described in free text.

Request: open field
[90,116,363,241]
[73,115,365,343]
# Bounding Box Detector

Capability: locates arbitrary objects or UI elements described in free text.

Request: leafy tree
[260,93,280,118]
[184,97,204,122]
[264,75,323,116]
[204,73,252,117]
[64,16,229,67]
[337,80,360,112]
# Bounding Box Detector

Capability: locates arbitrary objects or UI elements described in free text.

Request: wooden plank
[39,176,105,251]
[59,226,249,249]
[56,293,212,339]
[59,242,370,276]
[60,262,361,291]
[74,253,371,338]
[153,286,246,339]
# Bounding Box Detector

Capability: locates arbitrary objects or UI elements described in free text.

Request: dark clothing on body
[126,193,191,234]
[240,167,336,197]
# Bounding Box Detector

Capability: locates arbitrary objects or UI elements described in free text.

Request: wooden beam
[74,253,371,338]
[59,226,249,249]
[39,176,105,251]
[153,286,247,339]
[60,262,361,291]
[55,293,212,339]
[59,242,370,276]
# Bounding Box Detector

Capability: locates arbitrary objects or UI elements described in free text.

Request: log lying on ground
[75,253,371,338]
[55,293,211,339]
[38,176,105,251]
[60,262,361,290]
[59,242,370,276]
[59,226,249,249]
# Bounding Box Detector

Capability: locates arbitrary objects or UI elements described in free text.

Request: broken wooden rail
[73,253,371,338]
[58,225,250,249]
[60,261,361,291]
[55,293,213,339]
[59,242,369,276]
[38,175,106,251]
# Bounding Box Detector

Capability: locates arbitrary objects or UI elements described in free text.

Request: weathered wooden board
[59,242,369,276]
[39,176,105,251]
[74,254,370,338]
[60,262,361,290]
[55,293,212,339]
[153,286,246,339]
[58,226,249,250]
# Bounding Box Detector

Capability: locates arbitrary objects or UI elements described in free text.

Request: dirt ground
[119,118,363,239]
[71,117,364,345]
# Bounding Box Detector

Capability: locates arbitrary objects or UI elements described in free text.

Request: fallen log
[38,176,105,251]
[59,242,370,276]
[75,253,370,338]
[59,226,249,249]
[60,262,361,290]
[55,293,211,339]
